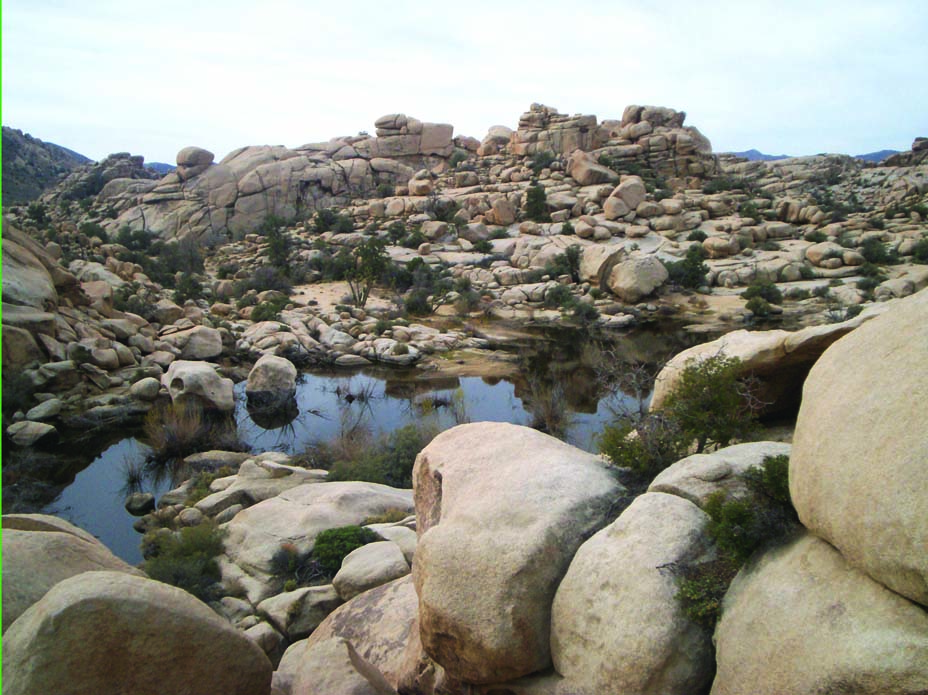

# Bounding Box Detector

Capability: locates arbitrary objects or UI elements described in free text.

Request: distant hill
[2,126,92,204]
[854,149,900,163]
[146,162,176,175]
[725,149,791,162]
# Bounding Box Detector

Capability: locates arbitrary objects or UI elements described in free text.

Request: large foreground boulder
[2,523,143,632]
[2,571,272,695]
[551,493,715,695]
[413,422,622,684]
[277,637,396,695]
[712,533,928,695]
[790,288,928,606]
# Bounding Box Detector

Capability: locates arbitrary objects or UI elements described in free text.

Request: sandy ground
[289,281,395,314]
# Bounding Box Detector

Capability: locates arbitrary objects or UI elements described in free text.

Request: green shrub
[745,296,772,317]
[530,150,556,175]
[448,149,469,168]
[743,454,792,507]
[569,300,600,325]
[860,237,898,265]
[250,298,288,322]
[327,423,432,488]
[376,182,395,198]
[472,239,493,253]
[560,221,575,236]
[599,415,687,479]
[313,209,339,233]
[235,266,293,295]
[665,245,709,289]
[544,284,574,309]
[78,221,109,242]
[312,526,380,576]
[805,230,827,243]
[400,229,427,249]
[742,280,783,305]
[545,245,582,283]
[686,230,707,242]
[660,355,760,454]
[811,285,831,298]
[702,177,748,194]
[524,181,550,222]
[142,522,225,602]
[674,557,740,629]
[739,201,759,220]
[913,238,928,264]
[173,273,204,304]
[186,466,236,504]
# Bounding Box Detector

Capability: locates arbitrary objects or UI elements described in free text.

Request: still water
[38,324,713,564]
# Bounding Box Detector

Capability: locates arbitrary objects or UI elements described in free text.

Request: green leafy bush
[173,272,204,304]
[544,284,574,309]
[472,239,493,253]
[327,423,433,488]
[448,149,469,168]
[686,230,707,242]
[664,245,709,289]
[660,355,760,454]
[524,181,550,222]
[599,415,687,479]
[142,522,225,602]
[530,150,556,175]
[312,526,380,576]
[860,237,898,265]
[745,296,772,317]
[250,298,288,322]
[742,280,783,305]
[805,230,827,243]
[913,238,928,264]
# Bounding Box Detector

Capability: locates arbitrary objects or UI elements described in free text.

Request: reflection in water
[13,322,719,563]
[246,396,300,430]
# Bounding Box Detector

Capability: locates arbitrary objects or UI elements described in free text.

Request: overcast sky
[4,0,927,164]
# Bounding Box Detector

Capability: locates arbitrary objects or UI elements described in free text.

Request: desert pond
[18,323,716,564]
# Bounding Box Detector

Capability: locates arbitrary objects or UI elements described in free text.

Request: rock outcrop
[551,493,716,695]
[790,287,928,606]
[2,571,273,695]
[412,422,622,684]
[712,533,928,695]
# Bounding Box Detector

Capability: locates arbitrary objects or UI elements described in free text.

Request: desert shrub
[334,215,355,234]
[403,288,432,316]
[664,245,709,289]
[745,296,772,317]
[216,262,239,279]
[173,272,204,304]
[860,237,898,265]
[544,284,574,309]
[472,239,493,253]
[544,245,582,283]
[560,221,575,236]
[530,150,556,175]
[686,230,707,242]
[739,201,759,220]
[142,522,225,602]
[805,230,827,243]
[569,300,600,326]
[26,201,49,227]
[327,423,433,488]
[674,453,797,629]
[913,238,928,264]
[759,240,781,251]
[811,285,831,298]
[400,229,427,249]
[250,298,288,322]
[702,177,748,194]
[364,508,411,525]
[856,276,880,293]
[78,221,109,242]
[235,266,293,295]
[599,414,688,479]
[661,355,760,454]
[448,149,469,168]
[313,209,340,233]
[524,181,550,222]
[312,526,380,576]
[742,279,783,305]
[376,182,395,198]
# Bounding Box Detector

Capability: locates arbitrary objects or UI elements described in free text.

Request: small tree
[346,236,388,308]
[660,355,761,453]
[525,180,550,222]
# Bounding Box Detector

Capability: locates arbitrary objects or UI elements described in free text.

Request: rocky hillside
[2,127,91,204]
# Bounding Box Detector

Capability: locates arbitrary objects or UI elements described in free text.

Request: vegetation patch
[142,522,225,602]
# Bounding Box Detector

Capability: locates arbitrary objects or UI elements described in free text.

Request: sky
[3,0,927,164]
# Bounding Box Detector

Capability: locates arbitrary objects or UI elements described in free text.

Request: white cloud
[3,0,926,162]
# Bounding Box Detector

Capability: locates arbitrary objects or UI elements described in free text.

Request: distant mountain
[725,149,791,162]
[854,149,900,163]
[2,127,93,204]
[146,162,176,175]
